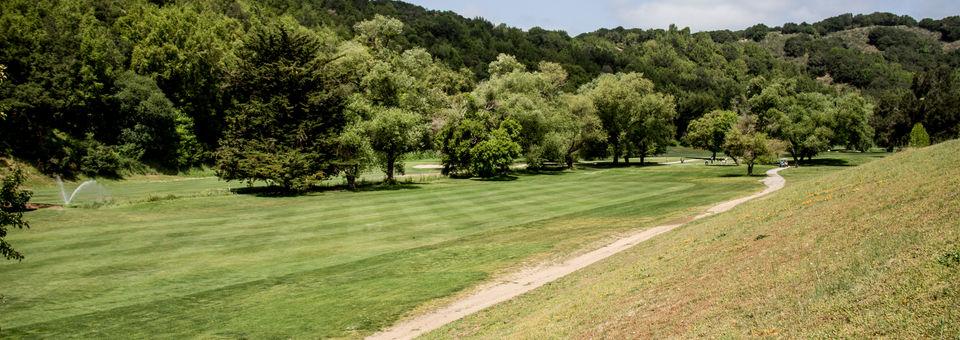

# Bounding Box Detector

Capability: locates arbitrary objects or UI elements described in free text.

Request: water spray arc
[55,176,100,205]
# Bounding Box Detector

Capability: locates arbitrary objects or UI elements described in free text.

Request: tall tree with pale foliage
[579,72,675,165]
[347,15,466,183]
[366,108,423,183]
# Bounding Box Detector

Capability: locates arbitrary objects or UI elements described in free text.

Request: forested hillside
[1,0,957,185]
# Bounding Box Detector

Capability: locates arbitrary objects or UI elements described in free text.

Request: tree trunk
[386,151,396,183]
[346,164,358,190]
[636,142,647,166]
[612,142,621,165]
[747,162,754,175]
[501,164,510,176]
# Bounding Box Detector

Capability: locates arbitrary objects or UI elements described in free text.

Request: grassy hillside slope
[428,141,960,338]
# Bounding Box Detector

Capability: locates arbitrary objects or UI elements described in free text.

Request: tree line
[0,0,956,187]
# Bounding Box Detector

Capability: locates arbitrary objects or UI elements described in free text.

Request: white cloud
[407,0,960,34]
[459,4,485,19]
[610,0,951,31]
[616,1,759,31]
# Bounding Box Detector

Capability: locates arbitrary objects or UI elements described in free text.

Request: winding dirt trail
[368,167,788,340]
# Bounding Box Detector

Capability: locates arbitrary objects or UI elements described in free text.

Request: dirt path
[368,167,788,340]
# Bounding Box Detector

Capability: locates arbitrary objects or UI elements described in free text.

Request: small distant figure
[680,157,684,164]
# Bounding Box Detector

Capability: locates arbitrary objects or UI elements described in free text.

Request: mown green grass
[1,161,771,338]
[426,144,956,338]
[25,159,447,206]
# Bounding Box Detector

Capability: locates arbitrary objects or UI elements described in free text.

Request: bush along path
[368,167,788,340]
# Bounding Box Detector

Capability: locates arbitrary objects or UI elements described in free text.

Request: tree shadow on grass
[718,173,769,178]
[471,175,518,182]
[796,158,851,167]
[515,167,568,176]
[231,182,425,197]
[578,161,667,169]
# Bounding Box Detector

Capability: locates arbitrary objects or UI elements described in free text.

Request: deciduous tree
[366,108,424,183]
[626,93,676,165]
[724,115,783,175]
[334,124,375,190]
[684,109,738,160]
[580,73,674,165]
[1,167,31,261]
[832,92,874,151]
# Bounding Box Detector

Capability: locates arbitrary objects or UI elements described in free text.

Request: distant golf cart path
[369,167,788,340]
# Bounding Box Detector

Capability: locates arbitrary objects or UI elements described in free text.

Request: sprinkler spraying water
[56,176,101,205]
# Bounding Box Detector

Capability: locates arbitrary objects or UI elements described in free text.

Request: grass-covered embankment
[427,141,959,338]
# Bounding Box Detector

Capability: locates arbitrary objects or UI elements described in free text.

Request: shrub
[909,123,931,147]
[471,135,521,178]
[42,132,138,179]
[470,122,522,178]
[80,141,126,178]
[783,35,812,58]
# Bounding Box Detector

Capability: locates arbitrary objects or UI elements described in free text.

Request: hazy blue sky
[404,0,960,35]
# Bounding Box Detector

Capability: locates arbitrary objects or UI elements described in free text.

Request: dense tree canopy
[0,0,956,184]
[743,78,874,164]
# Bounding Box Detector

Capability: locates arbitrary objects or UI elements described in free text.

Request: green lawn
[26,159,446,206]
[0,161,770,338]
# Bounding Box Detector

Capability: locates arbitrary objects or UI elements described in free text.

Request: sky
[404,0,960,35]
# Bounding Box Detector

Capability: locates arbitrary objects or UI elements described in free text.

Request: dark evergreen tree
[216,23,348,191]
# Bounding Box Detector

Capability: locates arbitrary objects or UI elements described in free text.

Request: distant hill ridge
[265,1,960,81]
